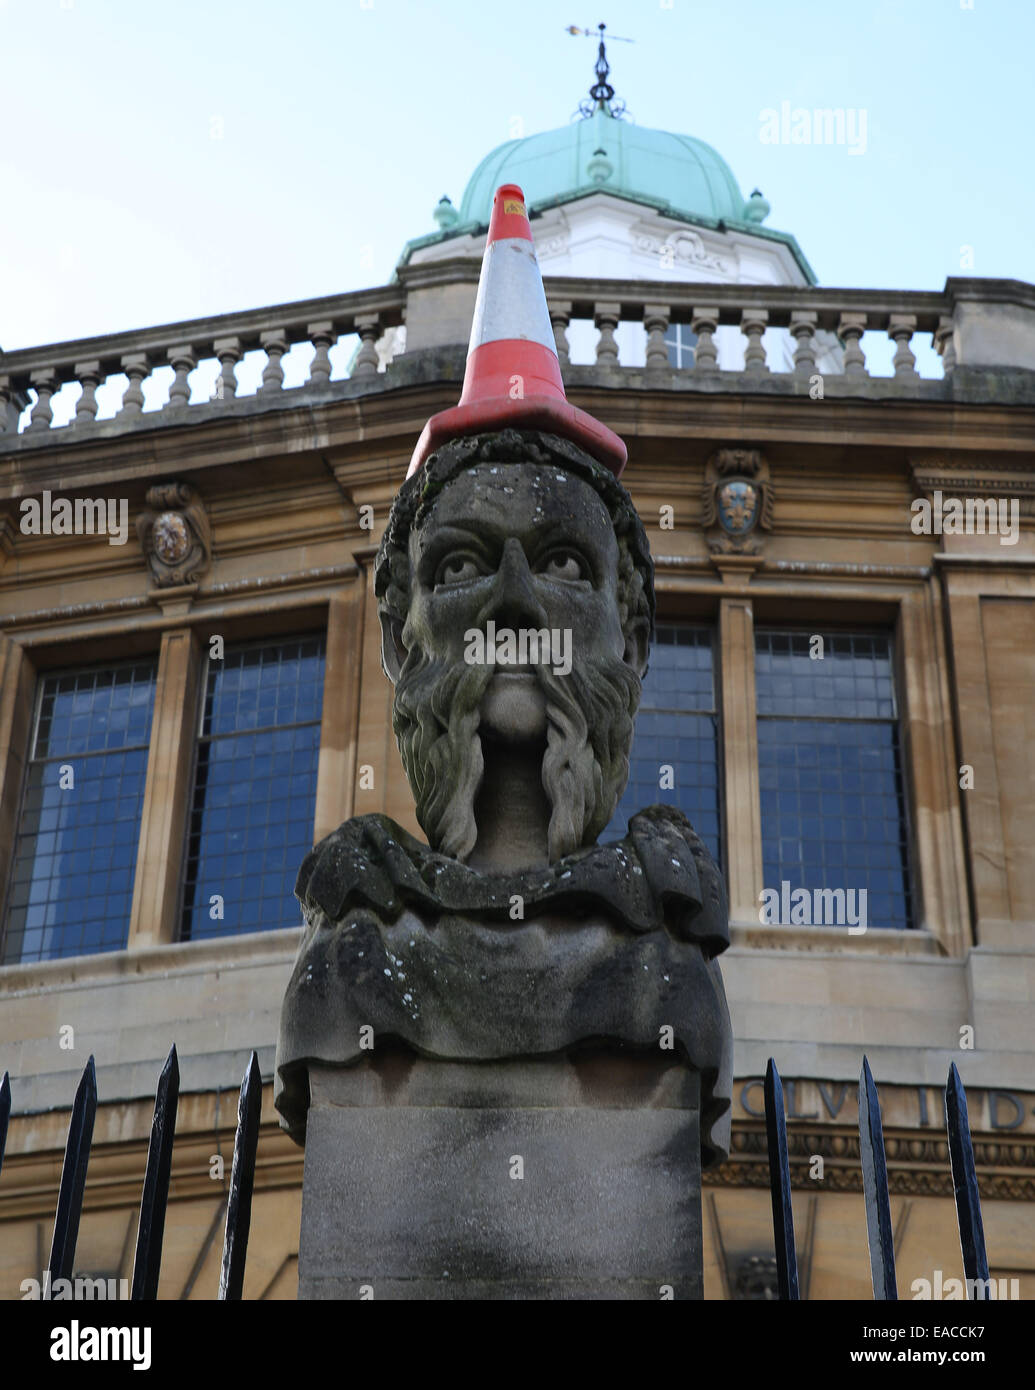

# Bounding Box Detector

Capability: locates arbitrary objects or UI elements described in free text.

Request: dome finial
[742,188,771,224]
[433,195,459,230]
[567,21,633,120]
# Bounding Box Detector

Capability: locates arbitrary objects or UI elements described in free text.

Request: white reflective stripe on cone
[468,238,557,355]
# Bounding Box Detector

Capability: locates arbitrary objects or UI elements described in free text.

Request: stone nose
[478,537,549,631]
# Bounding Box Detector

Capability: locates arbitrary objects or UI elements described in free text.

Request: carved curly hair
[374,429,655,658]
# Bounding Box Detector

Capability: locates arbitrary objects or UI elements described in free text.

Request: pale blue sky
[1,0,1031,350]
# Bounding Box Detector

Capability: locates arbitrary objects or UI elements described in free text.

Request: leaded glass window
[665,323,697,369]
[608,625,722,866]
[180,635,326,940]
[755,630,912,930]
[2,661,157,963]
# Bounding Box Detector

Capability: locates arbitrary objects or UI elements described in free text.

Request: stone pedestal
[298,1053,702,1300]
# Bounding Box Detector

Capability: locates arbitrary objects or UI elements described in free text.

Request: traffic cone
[406,183,627,479]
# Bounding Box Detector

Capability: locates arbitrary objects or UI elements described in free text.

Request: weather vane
[567,22,633,119]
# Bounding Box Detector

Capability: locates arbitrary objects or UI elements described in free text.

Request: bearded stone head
[374,429,655,866]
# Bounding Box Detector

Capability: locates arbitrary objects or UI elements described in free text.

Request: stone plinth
[298,1053,702,1301]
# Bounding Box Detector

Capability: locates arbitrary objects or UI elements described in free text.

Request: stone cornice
[944,276,1035,309]
[394,257,483,292]
[0,567,360,636]
[0,925,302,997]
[2,370,1034,500]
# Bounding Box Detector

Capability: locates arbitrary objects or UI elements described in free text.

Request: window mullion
[0,638,37,955]
[127,629,203,948]
[719,598,763,925]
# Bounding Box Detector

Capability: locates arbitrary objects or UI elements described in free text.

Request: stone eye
[435,554,482,586]
[541,551,586,582]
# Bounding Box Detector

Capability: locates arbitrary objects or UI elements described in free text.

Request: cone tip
[488,183,533,243]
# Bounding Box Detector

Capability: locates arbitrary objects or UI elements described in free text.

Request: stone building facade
[1,86,1033,1300]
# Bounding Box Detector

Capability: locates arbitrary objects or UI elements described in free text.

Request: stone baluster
[119,352,150,416]
[260,330,288,393]
[213,336,242,400]
[933,315,957,375]
[740,309,769,374]
[28,368,59,431]
[0,375,16,433]
[836,312,868,377]
[644,303,671,372]
[691,307,719,372]
[594,301,621,365]
[548,300,571,366]
[353,314,382,377]
[888,314,919,380]
[167,345,196,409]
[307,321,335,387]
[789,310,819,377]
[74,360,102,424]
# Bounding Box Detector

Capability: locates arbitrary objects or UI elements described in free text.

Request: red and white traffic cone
[407,183,627,479]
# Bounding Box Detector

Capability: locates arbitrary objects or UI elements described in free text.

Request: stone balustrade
[0,283,407,438]
[541,275,1035,381]
[540,280,967,378]
[2,271,1034,443]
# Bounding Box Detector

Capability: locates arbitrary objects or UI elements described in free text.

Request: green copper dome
[458,107,756,228]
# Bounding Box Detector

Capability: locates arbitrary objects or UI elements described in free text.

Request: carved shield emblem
[136,482,211,587]
[717,478,759,536]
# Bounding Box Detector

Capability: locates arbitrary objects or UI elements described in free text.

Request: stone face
[372,430,655,867]
[299,1060,702,1301]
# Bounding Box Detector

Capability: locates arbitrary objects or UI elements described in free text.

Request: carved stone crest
[136,482,211,586]
[702,448,773,554]
[633,228,729,275]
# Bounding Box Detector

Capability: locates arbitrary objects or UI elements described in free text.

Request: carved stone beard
[393,646,642,864]
[540,650,641,860]
[392,650,496,863]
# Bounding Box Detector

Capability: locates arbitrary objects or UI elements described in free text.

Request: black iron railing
[763,1056,989,1300]
[0,1051,990,1300]
[0,1048,260,1301]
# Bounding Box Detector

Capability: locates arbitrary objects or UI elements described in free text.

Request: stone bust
[275,427,733,1164]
